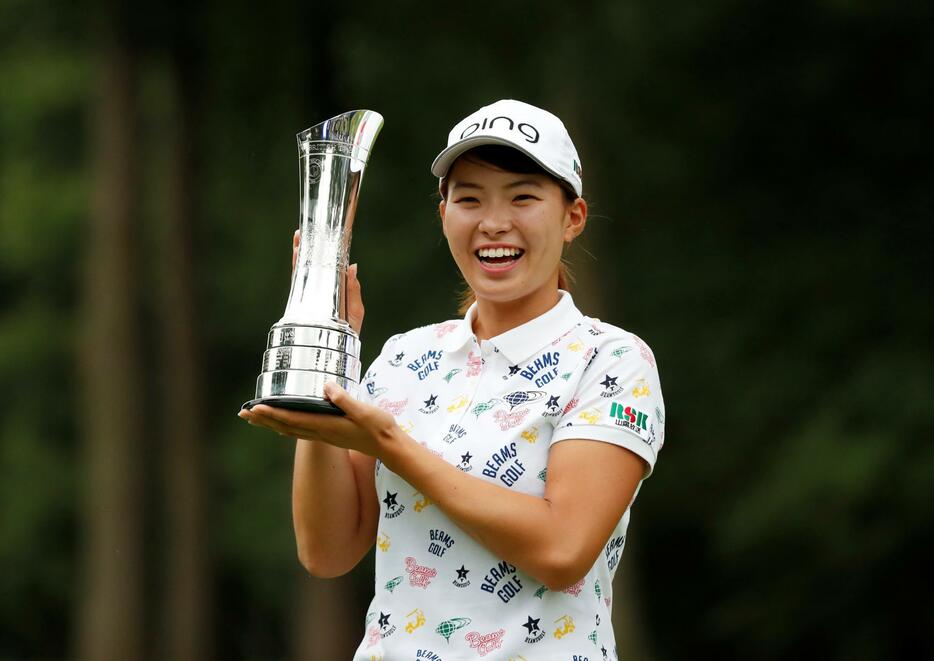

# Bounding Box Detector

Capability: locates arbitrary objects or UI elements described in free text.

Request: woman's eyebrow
[504,179,544,189]
[450,182,483,191]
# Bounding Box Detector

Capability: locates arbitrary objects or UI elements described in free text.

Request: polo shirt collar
[439,310,475,354]
[440,290,584,365]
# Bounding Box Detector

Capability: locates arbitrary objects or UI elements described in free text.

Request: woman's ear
[563,197,588,243]
[438,199,447,236]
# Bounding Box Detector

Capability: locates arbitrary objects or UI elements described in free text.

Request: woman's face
[439,155,586,307]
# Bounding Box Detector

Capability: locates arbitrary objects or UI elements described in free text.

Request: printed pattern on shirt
[352,297,663,661]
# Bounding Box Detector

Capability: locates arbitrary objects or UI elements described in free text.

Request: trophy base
[241,395,345,415]
[248,323,361,423]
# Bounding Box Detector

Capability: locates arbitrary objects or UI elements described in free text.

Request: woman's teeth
[476,247,524,263]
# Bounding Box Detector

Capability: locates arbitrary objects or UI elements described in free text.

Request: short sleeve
[550,334,665,478]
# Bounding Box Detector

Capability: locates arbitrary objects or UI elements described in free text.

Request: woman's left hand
[238,383,400,457]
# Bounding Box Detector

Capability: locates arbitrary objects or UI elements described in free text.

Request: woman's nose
[478,203,513,235]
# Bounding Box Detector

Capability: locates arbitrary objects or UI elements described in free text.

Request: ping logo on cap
[460,116,540,144]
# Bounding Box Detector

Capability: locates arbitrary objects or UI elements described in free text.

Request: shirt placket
[449,338,495,432]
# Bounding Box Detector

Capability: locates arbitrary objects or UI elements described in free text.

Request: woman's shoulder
[577,315,658,369]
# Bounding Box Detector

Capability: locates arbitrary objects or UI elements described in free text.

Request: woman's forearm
[377,431,576,590]
[292,438,375,576]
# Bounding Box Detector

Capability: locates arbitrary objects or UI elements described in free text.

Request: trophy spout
[297,110,383,164]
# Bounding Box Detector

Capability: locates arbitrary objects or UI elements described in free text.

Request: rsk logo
[609,402,648,437]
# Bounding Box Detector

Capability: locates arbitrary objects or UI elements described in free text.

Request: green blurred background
[1,0,931,658]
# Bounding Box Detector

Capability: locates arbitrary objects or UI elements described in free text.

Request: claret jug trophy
[243,110,383,414]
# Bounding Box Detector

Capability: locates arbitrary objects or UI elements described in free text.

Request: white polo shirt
[352,291,665,661]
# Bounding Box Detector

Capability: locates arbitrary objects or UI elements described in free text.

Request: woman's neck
[471,288,561,341]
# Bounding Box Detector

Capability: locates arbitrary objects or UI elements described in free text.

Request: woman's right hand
[292,229,365,335]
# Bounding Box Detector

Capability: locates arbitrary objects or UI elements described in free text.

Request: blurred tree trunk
[291,573,359,659]
[611,544,654,661]
[157,46,212,661]
[76,12,146,661]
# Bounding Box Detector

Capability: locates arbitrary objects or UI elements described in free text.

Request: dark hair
[439,145,580,315]
[439,144,578,203]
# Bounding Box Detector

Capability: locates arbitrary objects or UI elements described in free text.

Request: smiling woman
[439,144,580,316]
[241,99,666,661]
[438,145,587,337]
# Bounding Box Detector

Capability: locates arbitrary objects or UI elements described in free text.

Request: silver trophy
[244,110,383,414]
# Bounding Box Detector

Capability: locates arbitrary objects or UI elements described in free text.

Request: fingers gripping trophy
[243,110,383,414]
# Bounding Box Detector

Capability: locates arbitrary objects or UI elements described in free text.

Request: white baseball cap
[431,99,583,197]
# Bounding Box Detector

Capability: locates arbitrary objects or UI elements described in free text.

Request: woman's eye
[455,196,479,204]
[514,194,538,202]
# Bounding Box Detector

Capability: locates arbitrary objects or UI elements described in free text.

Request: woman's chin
[471,281,544,307]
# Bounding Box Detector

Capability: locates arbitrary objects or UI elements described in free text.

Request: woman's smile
[475,244,526,273]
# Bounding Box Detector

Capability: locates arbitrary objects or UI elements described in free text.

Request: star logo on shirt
[522,616,540,634]
[602,645,608,658]
[452,564,471,587]
[542,394,563,418]
[508,365,521,376]
[456,450,473,473]
[388,351,405,367]
[383,491,398,508]
[599,374,623,398]
[378,612,390,628]
[419,394,440,414]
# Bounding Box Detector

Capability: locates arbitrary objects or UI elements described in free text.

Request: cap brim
[430,135,570,188]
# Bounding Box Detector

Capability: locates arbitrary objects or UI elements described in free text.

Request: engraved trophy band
[243,110,383,414]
